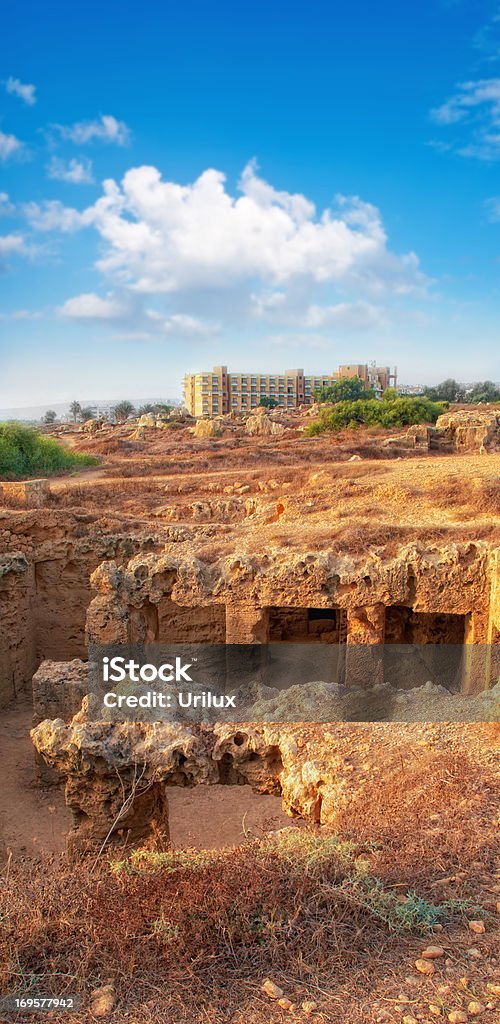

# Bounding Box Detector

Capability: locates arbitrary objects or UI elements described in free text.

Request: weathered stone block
[0,478,50,507]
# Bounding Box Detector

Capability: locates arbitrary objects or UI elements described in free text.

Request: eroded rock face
[245,410,286,436]
[31,711,288,855]
[33,703,500,857]
[435,409,500,452]
[0,510,166,706]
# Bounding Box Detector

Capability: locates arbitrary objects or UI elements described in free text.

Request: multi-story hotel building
[183,364,397,417]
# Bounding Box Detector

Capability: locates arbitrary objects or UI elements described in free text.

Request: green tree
[304,396,447,436]
[69,401,82,423]
[423,379,465,403]
[79,406,95,421]
[381,386,398,400]
[43,410,57,424]
[315,376,373,403]
[466,380,500,404]
[259,396,279,408]
[113,401,135,422]
[138,402,172,416]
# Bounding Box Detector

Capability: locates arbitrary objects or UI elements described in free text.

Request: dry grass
[1,830,477,1024]
[337,749,499,888]
[427,475,500,515]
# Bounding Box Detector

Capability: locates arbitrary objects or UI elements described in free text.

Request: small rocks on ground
[468,920,485,934]
[422,945,445,959]
[467,1002,485,1016]
[90,984,115,1018]
[260,978,284,1000]
[415,958,435,975]
[447,1012,468,1024]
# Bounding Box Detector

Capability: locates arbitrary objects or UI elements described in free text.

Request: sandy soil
[0,697,70,859]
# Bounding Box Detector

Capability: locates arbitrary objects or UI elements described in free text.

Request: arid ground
[1,410,499,1024]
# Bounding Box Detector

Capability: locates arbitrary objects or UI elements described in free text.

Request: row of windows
[194,376,333,388]
[202,396,297,408]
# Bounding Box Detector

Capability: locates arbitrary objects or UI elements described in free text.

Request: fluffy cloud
[57,292,130,319]
[0,233,32,270]
[0,192,15,216]
[25,161,428,339]
[52,114,130,146]
[23,200,92,232]
[0,130,24,161]
[58,291,218,339]
[71,161,425,296]
[47,156,94,184]
[0,234,27,256]
[5,76,36,105]
[431,78,500,158]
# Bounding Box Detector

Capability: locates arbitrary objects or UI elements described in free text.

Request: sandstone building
[183,363,397,417]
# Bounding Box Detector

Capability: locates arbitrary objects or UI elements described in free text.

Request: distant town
[1,362,499,424]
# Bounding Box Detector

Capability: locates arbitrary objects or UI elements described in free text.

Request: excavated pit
[1,423,499,859]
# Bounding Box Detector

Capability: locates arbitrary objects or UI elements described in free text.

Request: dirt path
[0,697,70,858]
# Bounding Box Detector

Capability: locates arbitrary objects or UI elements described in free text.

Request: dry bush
[337,749,498,889]
[428,475,500,515]
[0,831,470,1024]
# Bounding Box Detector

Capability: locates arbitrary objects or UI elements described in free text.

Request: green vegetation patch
[0,422,99,480]
[111,829,468,938]
[305,396,448,435]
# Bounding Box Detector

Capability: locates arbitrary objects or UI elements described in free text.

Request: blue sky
[1,0,500,408]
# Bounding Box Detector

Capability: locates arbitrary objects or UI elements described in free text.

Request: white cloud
[57,292,129,320]
[23,200,92,232]
[0,308,43,320]
[431,79,500,124]
[5,76,36,105]
[24,161,429,341]
[46,156,94,184]
[58,292,218,339]
[302,301,388,329]
[53,114,130,145]
[251,291,387,329]
[0,234,27,256]
[79,161,426,295]
[0,129,24,161]
[431,78,500,159]
[161,313,218,336]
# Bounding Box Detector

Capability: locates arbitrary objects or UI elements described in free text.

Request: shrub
[0,423,99,480]
[305,397,447,435]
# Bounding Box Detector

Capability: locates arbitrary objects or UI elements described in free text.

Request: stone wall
[0,553,37,705]
[0,510,165,706]
[0,479,50,508]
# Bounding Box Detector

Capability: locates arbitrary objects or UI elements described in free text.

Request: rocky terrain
[0,406,499,1023]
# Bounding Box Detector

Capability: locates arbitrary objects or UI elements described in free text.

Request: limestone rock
[193,418,222,437]
[260,978,284,1000]
[245,409,285,436]
[415,959,435,975]
[91,984,115,1018]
